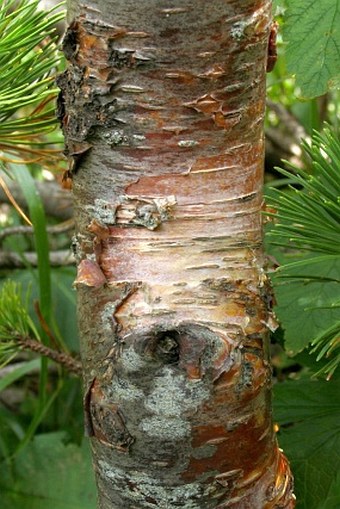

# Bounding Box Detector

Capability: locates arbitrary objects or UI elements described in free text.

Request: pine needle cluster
[0,0,64,166]
[267,127,340,378]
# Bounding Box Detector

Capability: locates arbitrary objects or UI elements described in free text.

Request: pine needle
[266,126,340,378]
[0,174,32,225]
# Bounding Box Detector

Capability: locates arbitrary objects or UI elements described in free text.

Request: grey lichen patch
[144,367,210,418]
[109,377,144,402]
[71,232,89,262]
[137,366,212,439]
[140,416,190,440]
[230,20,250,40]
[102,129,147,148]
[178,140,199,148]
[133,134,147,143]
[88,198,117,225]
[116,195,176,230]
[135,203,162,230]
[100,302,117,332]
[103,130,130,147]
[120,347,148,373]
[98,460,206,509]
[239,360,254,389]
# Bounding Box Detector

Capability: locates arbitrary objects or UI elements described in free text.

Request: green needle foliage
[266,127,340,378]
[0,0,64,164]
[0,280,40,367]
[267,128,340,255]
[310,318,340,380]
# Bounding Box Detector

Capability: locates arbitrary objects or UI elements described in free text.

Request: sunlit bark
[58,1,295,507]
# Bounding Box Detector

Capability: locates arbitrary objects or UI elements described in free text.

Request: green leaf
[51,267,79,352]
[11,164,52,443]
[0,433,96,509]
[321,472,340,509]
[0,359,40,393]
[272,255,340,354]
[12,164,51,325]
[273,0,286,13]
[274,376,340,508]
[284,0,340,98]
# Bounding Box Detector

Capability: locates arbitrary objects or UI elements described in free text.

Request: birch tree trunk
[58,1,295,507]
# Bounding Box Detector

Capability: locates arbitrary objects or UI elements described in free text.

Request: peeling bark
[59,0,295,507]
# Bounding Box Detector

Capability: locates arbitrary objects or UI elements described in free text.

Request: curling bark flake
[58,0,295,507]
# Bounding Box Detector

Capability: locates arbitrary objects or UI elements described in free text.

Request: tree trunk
[58,0,295,507]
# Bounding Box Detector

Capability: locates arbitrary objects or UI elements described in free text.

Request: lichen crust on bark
[59,0,295,507]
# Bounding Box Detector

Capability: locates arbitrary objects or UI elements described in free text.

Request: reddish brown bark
[58,0,295,507]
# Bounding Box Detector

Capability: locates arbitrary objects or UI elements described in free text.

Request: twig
[0,249,75,268]
[0,175,73,220]
[34,300,59,350]
[0,174,32,225]
[266,100,307,142]
[0,219,74,242]
[17,336,82,376]
[265,101,309,170]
